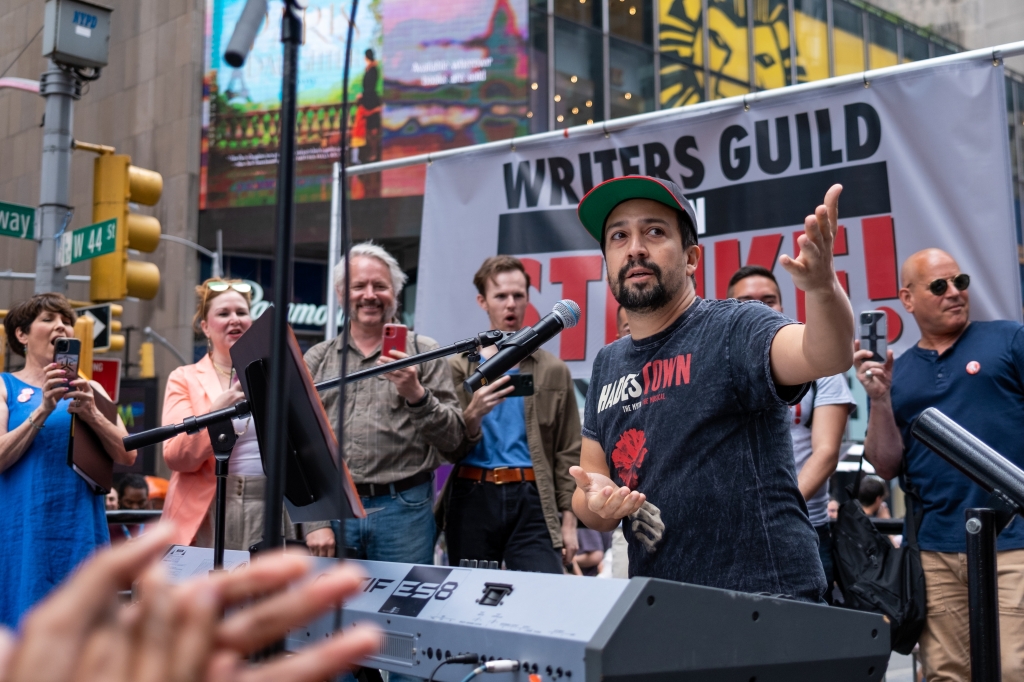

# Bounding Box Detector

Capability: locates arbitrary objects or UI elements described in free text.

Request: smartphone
[382,323,408,358]
[860,311,887,363]
[505,373,535,397]
[53,337,81,390]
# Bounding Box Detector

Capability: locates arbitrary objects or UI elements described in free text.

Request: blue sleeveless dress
[0,373,109,629]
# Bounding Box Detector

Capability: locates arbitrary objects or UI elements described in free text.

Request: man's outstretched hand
[570,466,646,521]
[779,183,843,294]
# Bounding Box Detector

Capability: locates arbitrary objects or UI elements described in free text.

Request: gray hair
[334,242,408,318]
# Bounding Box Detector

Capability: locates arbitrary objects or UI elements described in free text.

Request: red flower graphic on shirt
[611,428,648,489]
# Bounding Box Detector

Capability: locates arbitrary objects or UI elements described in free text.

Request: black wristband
[406,388,431,408]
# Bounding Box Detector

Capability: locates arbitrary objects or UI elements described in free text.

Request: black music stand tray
[231,306,365,524]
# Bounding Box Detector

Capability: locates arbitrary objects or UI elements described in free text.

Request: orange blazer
[161,355,226,545]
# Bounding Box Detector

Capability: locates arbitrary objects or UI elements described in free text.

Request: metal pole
[215,229,224,279]
[787,0,798,85]
[325,161,341,341]
[35,61,80,295]
[826,0,835,78]
[965,508,1001,682]
[261,1,303,553]
[701,0,712,100]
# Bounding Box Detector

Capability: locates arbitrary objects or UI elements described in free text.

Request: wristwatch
[406,388,431,408]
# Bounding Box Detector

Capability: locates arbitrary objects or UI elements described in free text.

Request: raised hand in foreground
[0,523,380,682]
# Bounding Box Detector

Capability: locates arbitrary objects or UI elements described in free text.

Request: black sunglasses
[926,273,970,296]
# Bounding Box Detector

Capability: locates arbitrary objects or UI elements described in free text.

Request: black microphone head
[552,300,581,329]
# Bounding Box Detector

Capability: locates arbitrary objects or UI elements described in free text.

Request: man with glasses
[854,248,1024,681]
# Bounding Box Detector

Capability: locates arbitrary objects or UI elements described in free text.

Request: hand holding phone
[859,311,887,363]
[504,373,534,397]
[53,338,81,394]
[382,323,408,358]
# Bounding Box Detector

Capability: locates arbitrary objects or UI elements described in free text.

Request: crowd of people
[1,174,1022,682]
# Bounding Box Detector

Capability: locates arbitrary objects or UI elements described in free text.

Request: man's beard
[610,258,680,312]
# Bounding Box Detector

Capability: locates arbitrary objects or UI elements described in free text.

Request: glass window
[833,0,865,76]
[610,38,655,118]
[867,15,898,69]
[753,0,794,89]
[554,0,602,28]
[707,0,749,98]
[902,28,929,63]
[529,9,549,133]
[554,18,604,128]
[659,53,704,107]
[610,0,654,45]
[793,0,829,82]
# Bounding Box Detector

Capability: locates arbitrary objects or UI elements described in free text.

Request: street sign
[91,358,121,402]
[0,201,35,240]
[75,303,111,351]
[57,218,116,267]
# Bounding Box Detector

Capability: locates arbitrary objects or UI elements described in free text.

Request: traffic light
[90,153,163,301]
[73,314,95,380]
[107,303,124,352]
[139,341,155,378]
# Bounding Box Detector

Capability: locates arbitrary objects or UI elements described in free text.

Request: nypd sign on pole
[415,60,1020,377]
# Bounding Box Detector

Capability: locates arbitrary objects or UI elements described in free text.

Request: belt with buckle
[456,465,536,485]
[355,470,432,498]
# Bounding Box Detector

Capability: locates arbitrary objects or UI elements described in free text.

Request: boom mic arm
[911,407,1024,513]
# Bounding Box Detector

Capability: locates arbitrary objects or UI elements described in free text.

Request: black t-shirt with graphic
[582,298,825,602]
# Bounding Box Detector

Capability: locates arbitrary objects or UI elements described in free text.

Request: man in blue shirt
[445,256,581,573]
[855,248,1024,681]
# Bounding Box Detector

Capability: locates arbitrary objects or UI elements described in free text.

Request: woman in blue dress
[0,293,134,629]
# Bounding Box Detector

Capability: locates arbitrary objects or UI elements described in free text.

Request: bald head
[901,248,959,288]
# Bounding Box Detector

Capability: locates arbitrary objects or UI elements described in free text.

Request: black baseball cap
[577,175,699,246]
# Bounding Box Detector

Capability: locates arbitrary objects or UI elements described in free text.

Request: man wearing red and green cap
[569,176,853,602]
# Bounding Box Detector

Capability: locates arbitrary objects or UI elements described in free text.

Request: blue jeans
[342,480,436,566]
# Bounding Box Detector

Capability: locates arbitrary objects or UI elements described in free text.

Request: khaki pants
[193,475,297,552]
[919,548,1024,682]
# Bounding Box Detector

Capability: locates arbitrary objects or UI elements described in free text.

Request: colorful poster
[201,0,382,209]
[201,0,530,208]
[360,0,530,199]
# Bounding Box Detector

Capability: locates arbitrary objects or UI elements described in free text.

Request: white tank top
[227,415,264,476]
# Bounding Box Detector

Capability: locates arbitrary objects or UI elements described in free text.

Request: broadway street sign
[0,201,35,240]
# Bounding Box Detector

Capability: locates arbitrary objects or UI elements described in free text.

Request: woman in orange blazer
[162,279,275,549]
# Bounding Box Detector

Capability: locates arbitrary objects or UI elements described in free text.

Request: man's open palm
[780,184,842,293]
[570,466,646,520]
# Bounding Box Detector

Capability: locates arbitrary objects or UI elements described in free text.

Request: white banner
[416,60,1021,378]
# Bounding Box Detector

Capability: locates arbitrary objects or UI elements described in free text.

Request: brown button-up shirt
[303,331,465,485]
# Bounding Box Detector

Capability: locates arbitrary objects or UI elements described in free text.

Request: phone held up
[504,373,535,397]
[53,337,81,391]
[382,323,408,358]
[860,311,887,363]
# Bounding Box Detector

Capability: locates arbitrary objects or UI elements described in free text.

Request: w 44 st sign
[57,218,117,267]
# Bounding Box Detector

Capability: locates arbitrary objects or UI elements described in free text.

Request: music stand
[231,306,364,523]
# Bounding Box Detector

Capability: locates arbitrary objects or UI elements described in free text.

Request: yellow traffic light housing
[89,152,163,301]
[107,303,125,353]
[73,314,95,380]
[139,341,155,378]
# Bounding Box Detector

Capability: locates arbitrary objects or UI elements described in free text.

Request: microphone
[464,300,581,393]
[911,408,1024,512]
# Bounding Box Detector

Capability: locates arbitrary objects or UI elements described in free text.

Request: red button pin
[966,361,981,375]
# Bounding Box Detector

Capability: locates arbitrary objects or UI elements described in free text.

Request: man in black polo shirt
[854,248,1024,680]
[570,176,854,602]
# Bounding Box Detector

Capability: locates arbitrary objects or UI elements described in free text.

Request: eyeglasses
[925,274,970,296]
